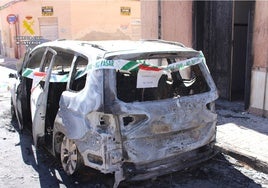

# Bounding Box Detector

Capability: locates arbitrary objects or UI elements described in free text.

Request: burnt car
[10,39,218,187]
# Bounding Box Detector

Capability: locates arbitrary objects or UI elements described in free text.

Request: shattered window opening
[27,47,46,69]
[116,57,210,103]
[68,56,88,92]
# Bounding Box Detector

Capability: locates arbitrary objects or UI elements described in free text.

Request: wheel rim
[61,136,78,175]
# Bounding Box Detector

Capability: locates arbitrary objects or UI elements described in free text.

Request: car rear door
[31,47,57,146]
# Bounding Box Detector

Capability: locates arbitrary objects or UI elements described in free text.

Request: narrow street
[0,0,268,187]
[0,80,267,187]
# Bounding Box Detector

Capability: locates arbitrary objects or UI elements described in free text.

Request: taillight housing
[121,114,148,127]
[206,102,216,113]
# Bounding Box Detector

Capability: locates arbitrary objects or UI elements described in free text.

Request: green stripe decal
[21,55,205,83]
[121,61,140,71]
[22,68,34,77]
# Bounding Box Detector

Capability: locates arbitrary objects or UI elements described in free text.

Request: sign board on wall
[120,7,131,16]
[42,6,53,16]
[22,16,35,35]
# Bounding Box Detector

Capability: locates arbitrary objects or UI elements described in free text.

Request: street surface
[0,64,268,188]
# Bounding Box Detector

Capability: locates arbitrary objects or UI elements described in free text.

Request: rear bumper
[121,142,216,181]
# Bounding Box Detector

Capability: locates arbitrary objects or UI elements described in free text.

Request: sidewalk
[0,55,19,70]
[0,56,17,93]
[215,99,268,174]
[0,55,268,174]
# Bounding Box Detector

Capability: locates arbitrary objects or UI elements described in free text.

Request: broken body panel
[11,40,218,187]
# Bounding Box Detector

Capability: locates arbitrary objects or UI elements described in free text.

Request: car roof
[34,39,199,59]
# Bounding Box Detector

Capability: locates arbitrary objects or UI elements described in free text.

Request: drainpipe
[263,60,268,117]
[15,14,21,58]
[158,0,161,39]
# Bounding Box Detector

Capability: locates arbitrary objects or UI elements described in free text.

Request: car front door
[31,47,57,146]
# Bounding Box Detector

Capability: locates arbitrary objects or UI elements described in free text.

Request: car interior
[116,58,210,103]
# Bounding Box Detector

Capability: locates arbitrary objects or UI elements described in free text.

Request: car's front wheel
[60,136,83,175]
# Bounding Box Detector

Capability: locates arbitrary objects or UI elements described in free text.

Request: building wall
[0,0,40,57]
[141,0,158,39]
[0,0,72,57]
[141,0,193,47]
[0,0,141,58]
[249,1,268,117]
[161,1,193,47]
[252,2,268,68]
[70,0,141,41]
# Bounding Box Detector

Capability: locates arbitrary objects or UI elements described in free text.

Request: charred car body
[10,40,218,187]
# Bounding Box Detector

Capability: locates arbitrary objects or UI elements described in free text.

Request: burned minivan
[10,40,218,187]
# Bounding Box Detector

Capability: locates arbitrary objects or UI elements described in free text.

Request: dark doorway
[232,1,254,108]
[194,1,233,100]
[194,1,254,109]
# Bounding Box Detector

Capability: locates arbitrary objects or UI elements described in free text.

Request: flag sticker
[31,72,46,92]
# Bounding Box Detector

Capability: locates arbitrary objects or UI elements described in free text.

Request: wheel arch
[52,114,66,158]
[53,131,64,159]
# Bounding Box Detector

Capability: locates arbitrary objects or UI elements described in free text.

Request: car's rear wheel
[60,136,83,175]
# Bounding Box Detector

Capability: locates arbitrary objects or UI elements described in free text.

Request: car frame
[10,39,218,187]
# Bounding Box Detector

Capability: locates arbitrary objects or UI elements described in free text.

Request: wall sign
[22,16,35,35]
[6,14,17,24]
[120,7,131,16]
[42,6,53,16]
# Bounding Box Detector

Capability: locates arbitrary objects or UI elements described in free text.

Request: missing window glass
[116,59,210,103]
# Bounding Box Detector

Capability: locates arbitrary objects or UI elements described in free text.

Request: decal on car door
[31,71,46,92]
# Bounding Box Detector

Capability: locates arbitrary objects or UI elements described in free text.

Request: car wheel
[60,136,83,175]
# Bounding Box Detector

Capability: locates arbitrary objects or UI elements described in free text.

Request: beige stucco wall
[252,1,268,69]
[0,0,72,57]
[0,0,72,38]
[249,1,268,117]
[161,1,193,47]
[70,0,141,40]
[141,0,158,39]
[0,0,141,58]
[141,0,193,47]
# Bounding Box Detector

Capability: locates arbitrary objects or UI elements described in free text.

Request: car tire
[10,99,16,121]
[60,136,83,175]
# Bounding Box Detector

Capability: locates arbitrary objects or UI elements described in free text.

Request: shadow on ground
[11,116,263,188]
[216,99,268,135]
[10,118,113,188]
